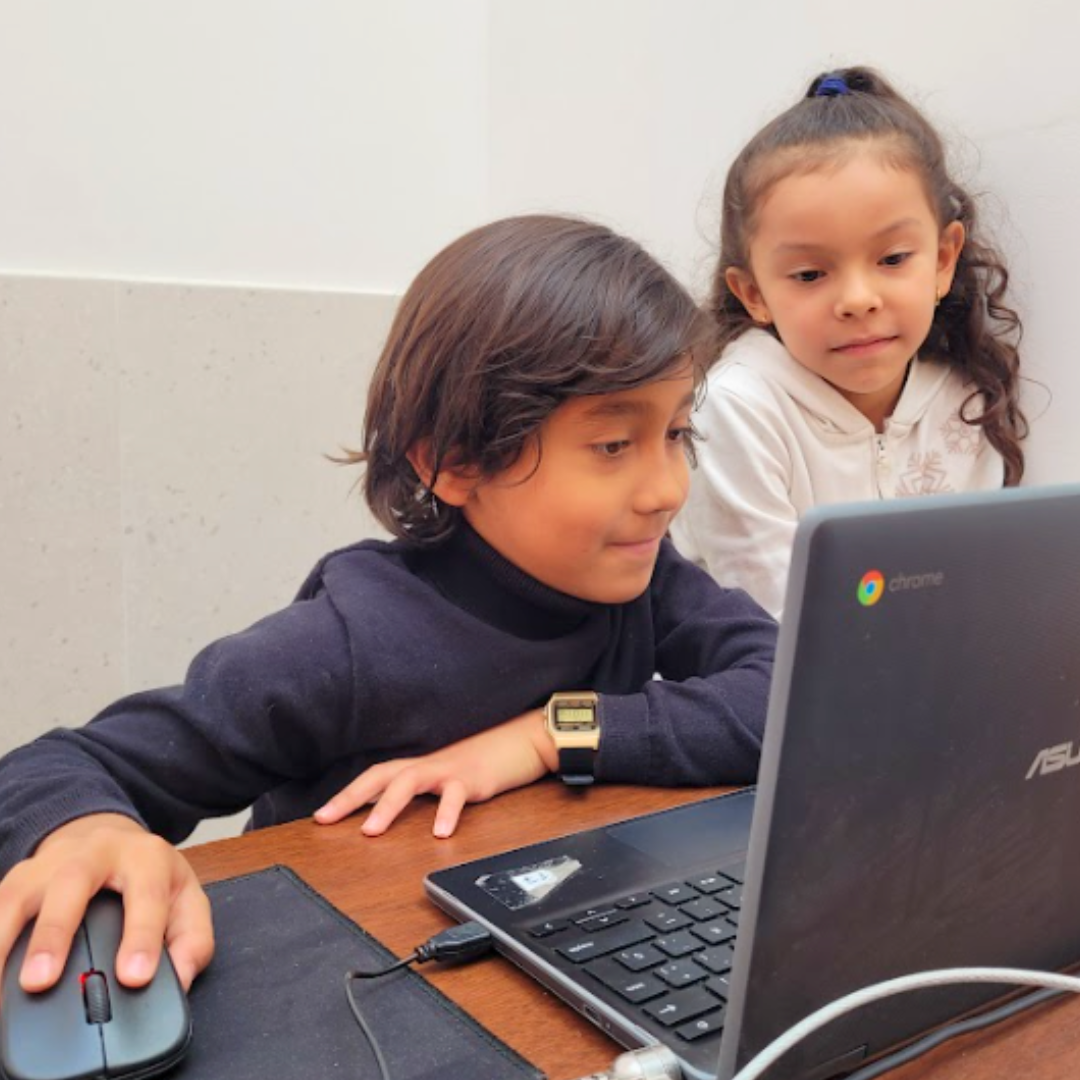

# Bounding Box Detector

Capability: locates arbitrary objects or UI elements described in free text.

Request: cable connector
[574,1044,683,1080]
[347,921,494,981]
[414,922,494,965]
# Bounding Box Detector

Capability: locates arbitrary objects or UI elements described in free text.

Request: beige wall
[0,276,398,842]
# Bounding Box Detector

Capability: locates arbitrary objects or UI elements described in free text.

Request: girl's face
[726,149,965,429]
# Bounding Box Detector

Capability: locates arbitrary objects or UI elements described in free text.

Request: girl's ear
[936,220,966,296]
[725,267,772,326]
[406,441,479,508]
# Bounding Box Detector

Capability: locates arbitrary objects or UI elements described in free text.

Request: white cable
[728,967,1080,1080]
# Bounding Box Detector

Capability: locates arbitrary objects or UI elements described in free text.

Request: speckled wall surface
[0,277,398,841]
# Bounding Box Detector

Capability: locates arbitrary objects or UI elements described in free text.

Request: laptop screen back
[720,486,1080,1078]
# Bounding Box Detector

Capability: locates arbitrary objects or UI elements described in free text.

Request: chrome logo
[857,570,885,606]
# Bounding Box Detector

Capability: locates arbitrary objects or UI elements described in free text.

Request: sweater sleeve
[670,380,798,619]
[594,543,776,788]
[0,592,355,877]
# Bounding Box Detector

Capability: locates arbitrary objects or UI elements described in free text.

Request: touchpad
[608,790,755,870]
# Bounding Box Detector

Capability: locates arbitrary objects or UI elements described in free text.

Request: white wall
[0,2,489,289]
[2,2,1079,841]
[3,3,1075,483]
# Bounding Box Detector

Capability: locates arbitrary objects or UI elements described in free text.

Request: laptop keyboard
[526,864,744,1046]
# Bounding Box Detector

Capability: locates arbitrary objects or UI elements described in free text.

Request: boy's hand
[315,708,558,838]
[0,813,214,997]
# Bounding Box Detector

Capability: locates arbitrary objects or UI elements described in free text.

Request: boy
[0,215,776,1000]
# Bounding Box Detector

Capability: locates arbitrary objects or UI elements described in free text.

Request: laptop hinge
[802,1045,868,1080]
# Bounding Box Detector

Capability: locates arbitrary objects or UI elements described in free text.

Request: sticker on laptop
[476,856,582,910]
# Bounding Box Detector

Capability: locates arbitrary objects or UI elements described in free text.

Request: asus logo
[1026,742,1080,780]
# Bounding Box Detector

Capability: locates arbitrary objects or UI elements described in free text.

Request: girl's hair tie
[814,75,851,97]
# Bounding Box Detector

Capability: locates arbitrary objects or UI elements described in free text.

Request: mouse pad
[174,865,542,1080]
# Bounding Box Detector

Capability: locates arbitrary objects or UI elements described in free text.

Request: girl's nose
[835,273,882,319]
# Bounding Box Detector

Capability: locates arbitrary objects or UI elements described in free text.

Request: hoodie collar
[722,328,954,435]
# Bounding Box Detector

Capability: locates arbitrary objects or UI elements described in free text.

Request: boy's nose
[635,455,687,515]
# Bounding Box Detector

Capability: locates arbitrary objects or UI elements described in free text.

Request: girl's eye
[881,252,911,267]
[790,269,823,284]
[593,440,630,458]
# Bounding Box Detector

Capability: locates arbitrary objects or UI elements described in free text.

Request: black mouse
[0,890,191,1080]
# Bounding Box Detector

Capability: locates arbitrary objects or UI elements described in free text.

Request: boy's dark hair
[349,214,715,544]
[713,65,1027,485]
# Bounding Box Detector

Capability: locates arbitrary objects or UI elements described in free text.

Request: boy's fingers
[315,761,408,824]
[0,879,38,995]
[433,781,468,838]
[164,880,215,991]
[20,876,101,992]
[113,884,171,988]
[360,770,427,836]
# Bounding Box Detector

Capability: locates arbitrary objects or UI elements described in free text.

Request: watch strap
[557,746,596,786]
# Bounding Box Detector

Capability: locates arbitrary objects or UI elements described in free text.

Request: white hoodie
[671,329,1004,618]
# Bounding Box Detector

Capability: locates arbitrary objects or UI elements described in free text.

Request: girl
[671,66,1028,618]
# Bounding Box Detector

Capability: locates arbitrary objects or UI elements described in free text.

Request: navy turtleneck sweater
[0,525,776,875]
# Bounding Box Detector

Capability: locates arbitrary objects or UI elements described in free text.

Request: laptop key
[687,872,729,894]
[566,905,618,922]
[655,930,702,958]
[681,897,726,922]
[644,986,719,1027]
[694,943,735,974]
[527,918,569,938]
[575,910,628,933]
[614,893,652,909]
[722,883,744,909]
[675,1006,726,1042]
[643,905,692,933]
[706,973,733,1000]
[656,959,708,988]
[615,943,666,971]
[690,918,737,945]
[555,919,652,964]
[585,958,667,1003]
[653,882,701,904]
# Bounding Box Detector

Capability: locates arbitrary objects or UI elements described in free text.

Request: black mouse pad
[174,865,543,1080]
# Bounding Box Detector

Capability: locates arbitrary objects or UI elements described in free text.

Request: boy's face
[448,366,696,603]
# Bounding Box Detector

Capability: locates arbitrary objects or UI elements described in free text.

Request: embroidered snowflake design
[940,415,981,456]
[895,451,953,496]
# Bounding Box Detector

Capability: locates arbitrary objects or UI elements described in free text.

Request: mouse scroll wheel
[81,971,113,1024]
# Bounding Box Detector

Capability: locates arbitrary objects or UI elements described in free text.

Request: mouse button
[0,928,104,1080]
[81,892,123,975]
[100,953,190,1079]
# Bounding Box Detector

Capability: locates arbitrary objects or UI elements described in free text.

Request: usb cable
[572,966,1080,1080]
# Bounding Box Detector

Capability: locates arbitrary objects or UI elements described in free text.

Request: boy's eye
[790,269,824,284]
[593,440,630,458]
[881,252,911,267]
[668,425,697,445]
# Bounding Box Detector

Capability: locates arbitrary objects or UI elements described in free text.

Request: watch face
[554,705,595,727]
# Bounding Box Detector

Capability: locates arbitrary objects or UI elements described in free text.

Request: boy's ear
[725,267,772,326]
[936,220,965,297]
[406,441,480,508]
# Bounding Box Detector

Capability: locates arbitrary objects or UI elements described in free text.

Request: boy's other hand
[0,813,214,998]
[315,708,558,838]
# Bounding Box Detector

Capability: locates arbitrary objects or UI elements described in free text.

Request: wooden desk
[182,781,1080,1079]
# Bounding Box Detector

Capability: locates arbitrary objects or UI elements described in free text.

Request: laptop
[425,484,1080,1080]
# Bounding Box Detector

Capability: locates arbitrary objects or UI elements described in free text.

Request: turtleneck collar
[407,520,604,640]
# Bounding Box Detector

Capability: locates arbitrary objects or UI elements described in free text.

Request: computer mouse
[0,890,191,1080]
